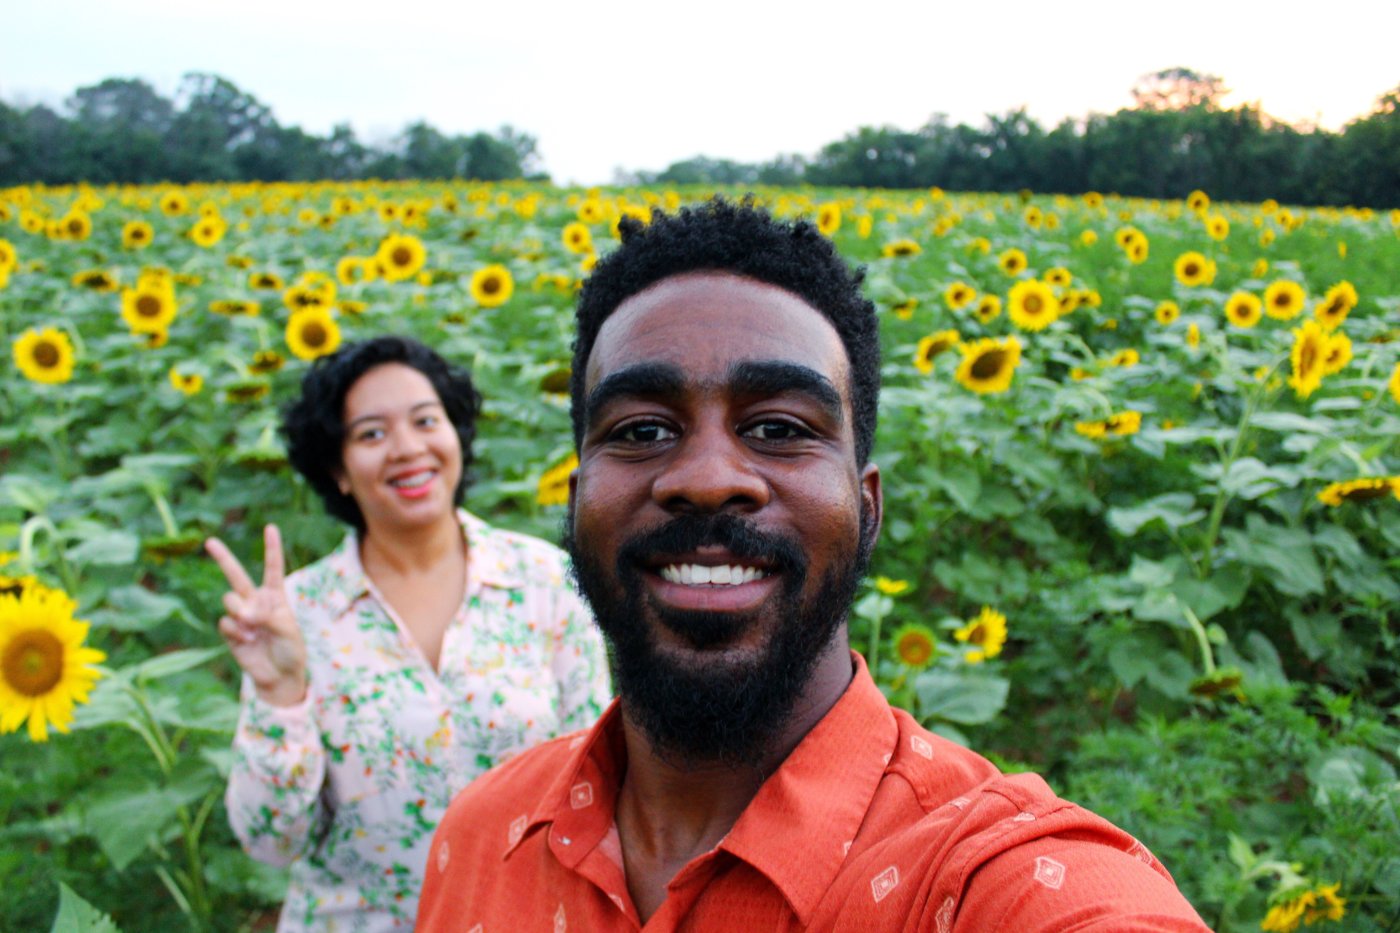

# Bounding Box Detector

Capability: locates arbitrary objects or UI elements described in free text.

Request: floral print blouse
[226,510,612,932]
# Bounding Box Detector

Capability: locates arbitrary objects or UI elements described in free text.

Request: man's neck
[613,643,855,922]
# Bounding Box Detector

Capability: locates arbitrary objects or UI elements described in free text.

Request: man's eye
[744,421,808,441]
[616,422,676,443]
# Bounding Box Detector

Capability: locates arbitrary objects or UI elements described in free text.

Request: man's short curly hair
[283,335,482,533]
[569,198,881,464]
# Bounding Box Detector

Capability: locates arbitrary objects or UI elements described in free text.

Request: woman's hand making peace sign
[206,524,308,707]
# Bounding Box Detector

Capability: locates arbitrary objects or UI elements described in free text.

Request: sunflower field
[2,181,1398,932]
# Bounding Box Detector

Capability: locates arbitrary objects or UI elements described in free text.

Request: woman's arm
[225,677,327,867]
[550,581,613,731]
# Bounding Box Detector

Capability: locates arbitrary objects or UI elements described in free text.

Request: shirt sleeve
[549,577,612,732]
[225,676,327,868]
[951,834,1211,932]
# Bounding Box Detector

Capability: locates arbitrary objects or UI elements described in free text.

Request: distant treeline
[629,70,1400,210]
[0,73,542,186]
[2,69,1398,208]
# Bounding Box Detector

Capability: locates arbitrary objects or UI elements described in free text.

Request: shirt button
[561,836,572,845]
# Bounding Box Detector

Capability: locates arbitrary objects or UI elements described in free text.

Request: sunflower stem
[1182,606,1217,676]
[1197,359,1276,576]
[144,482,181,539]
[153,865,195,920]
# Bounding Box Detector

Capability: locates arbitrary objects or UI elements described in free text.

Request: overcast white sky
[4,0,1397,185]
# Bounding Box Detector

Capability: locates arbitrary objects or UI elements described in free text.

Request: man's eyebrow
[727,360,844,424]
[584,362,686,425]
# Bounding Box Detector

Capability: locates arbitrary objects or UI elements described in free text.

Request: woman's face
[336,363,463,534]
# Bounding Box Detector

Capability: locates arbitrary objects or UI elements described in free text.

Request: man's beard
[564,509,872,771]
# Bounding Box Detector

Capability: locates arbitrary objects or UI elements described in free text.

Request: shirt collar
[312,508,526,619]
[510,652,899,924]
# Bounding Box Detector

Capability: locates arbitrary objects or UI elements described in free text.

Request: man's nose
[651,424,768,514]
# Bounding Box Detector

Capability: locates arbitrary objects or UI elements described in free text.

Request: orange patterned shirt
[418,653,1209,932]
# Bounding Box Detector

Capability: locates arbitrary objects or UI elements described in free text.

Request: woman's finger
[218,615,254,646]
[262,524,285,590]
[222,591,247,619]
[205,537,257,598]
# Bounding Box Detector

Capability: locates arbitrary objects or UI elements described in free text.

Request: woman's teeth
[659,564,767,585]
[390,472,433,488]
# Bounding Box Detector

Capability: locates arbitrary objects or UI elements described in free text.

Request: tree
[1131,67,1228,112]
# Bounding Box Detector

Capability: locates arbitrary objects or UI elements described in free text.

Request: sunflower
[225,380,271,403]
[881,239,922,258]
[1264,280,1306,320]
[1187,322,1201,348]
[1260,227,1276,247]
[59,212,92,241]
[167,367,203,395]
[282,284,332,313]
[873,577,910,596]
[209,299,260,316]
[1316,477,1400,507]
[1074,420,1107,438]
[1204,214,1229,240]
[189,215,227,248]
[562,222,593,255]
[1155,301,1181,325]
[1252,258,1269,278]
[335,256,377,286]
[915,330,961,375]
[1321,332,1352,376]
[1079,229,1099,246]
[537,453,578,507]
[967,237,991,255]
[285,308,341,361]
[120,281,177,334]
[1105,410,1143,435]
[1288,319,1328,399]
[974,294,1002,323]
[159,190,190,216]
[577,199,606,224]
[0,238,16,272]
[70,269,119,292]
[890,298,918,320]
[1108,348,1140,368]
[1125,236,1149,264]
[248,271,284,290]
[1314,281,1357,331]
[1173,251,1216,287]
[1113,226,1140,249]
[338,299,368,316]
[250,350,285,374]
[955,336,1021,395]
[116,220,152,249]
[1225,292,1262,328]
[816,203,841,236]
[0,586,106,742]
[1007,279,1060,331]
[376,233,427,283]
[953,606,1007,664]
[856,215,873,239]
[943,282,976,310]
[470,264,514,308]
[893,624,937,669]
[1186,190,1210,213]
[997,248,1027,276]
[1390,362,1400,405]
[13,328,76,384]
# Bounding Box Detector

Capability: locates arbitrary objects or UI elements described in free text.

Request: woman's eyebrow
[345,400,444,430]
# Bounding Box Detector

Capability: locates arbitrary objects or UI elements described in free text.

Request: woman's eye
[418,415,440,428]
[356,428,384,442]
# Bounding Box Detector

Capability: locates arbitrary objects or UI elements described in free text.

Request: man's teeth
[390,472,434,488]
[659,564,767,585]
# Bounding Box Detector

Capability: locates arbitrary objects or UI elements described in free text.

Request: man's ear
[860,461,883,552]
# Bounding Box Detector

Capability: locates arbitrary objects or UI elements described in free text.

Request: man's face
[565,271,881,767]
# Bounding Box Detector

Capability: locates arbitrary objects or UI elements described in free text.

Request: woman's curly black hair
[569,197,881,464]
[283,335,483,533]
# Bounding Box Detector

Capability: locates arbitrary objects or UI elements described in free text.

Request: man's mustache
[616,513,806,579]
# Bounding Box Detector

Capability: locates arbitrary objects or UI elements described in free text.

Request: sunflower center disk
[3,629,65,696]
[33,342,60,367]
[137,295,162,317]
[971,352,1006,379]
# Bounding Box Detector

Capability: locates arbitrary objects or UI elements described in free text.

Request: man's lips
[642,550,781,612]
